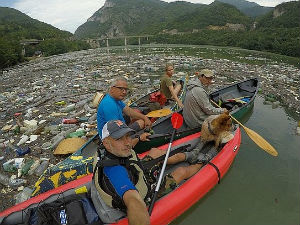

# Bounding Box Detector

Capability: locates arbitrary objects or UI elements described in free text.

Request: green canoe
[133,78,258,152]
[32,78,258,196]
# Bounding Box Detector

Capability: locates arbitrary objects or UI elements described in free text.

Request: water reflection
[171,95,300,225]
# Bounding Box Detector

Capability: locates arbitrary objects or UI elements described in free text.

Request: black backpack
[19,194,102,225]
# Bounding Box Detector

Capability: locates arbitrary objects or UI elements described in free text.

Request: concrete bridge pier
[21,45,26,56]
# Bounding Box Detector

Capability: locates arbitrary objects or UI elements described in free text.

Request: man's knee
[148,147,164,159]
[172,167,187,180]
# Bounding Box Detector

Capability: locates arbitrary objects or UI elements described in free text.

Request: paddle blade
[146,108,172,118]
[171,112,183,129]
[243,126,278,156]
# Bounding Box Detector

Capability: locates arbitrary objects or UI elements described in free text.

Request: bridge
[20,39,42,56]
[86,35,154,48]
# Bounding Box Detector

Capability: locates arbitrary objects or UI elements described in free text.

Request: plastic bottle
[15,187,34,204]
[28,159,41,175]
[0,173,10,186]
[21,159,34,176]
[34,159,50,177]
[17,135,29,146]
[15,146,31,156]
[0,142,7,149]
[2,159,17,172]
[60,104,75,113]
[67,130,86,138]
[55,101,66,106]
[14,112,24,127]
[50,134,65,149]
[9,178,27,187]
[0,173,26,187]
[62,118,78,124]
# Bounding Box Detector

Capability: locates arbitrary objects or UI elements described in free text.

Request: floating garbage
[296,121,300,135]
[34,159,50,177]
[0,173,26,187]
[53,137,87,155]
[15,187,34,204]
[17,135,29,146]
[15,146,31,156]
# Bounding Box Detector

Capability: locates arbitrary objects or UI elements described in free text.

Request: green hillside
[0,7,71,40]
[216,0,273,17]
[256,1,300,28]
[0,7,90,69]
[74,0,202,38]
[162,1,252,32]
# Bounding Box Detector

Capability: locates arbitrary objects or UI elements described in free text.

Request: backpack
[149,91,167,106]
[18,194,102,225]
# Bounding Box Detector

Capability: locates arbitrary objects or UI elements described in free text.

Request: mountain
[164,1,252,32]
[74,0,251,39]
[255,1,300,28]
[216,0,273,17]
[74,0,202,39]
[0,7,72,40]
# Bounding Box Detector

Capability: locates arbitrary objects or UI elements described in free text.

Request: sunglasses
[113,86,129,92]
[201,75,213,80]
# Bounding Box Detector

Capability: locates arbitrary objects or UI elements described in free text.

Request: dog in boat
[200,111,234,148]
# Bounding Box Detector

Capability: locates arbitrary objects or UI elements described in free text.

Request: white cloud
[164,0,294,7]
[13,0,105,33]
[164,0,213,4]
[252,0,294,7]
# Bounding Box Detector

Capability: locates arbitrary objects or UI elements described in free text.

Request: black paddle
[148,112,184,215]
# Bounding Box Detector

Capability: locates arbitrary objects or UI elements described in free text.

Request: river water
[172,95,300,225]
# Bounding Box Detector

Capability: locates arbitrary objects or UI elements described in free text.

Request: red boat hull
[0,128,241,225]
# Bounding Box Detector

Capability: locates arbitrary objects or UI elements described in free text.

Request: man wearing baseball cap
[93,120,208,225]
[183,69,227,128]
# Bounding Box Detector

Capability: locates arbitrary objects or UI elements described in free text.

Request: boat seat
[82,140,99,158]
[237,83,256,93]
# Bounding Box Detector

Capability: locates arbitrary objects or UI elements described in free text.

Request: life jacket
[93,149,151,212]
[149,91,167,106]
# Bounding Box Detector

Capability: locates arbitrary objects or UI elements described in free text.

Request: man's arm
[123,190,150,225]
[123,106,152,127]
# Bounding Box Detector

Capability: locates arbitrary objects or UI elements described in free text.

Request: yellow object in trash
[55,101,66,105]
[54,137,87,155]
[92,92,104,108]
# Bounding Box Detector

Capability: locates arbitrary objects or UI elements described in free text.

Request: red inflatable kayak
[0,128,241,225]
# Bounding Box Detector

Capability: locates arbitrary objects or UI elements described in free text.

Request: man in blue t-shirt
[97,77,152,141]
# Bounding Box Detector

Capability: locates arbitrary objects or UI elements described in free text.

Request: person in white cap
[183,69,227,128]
[93,120,215,225]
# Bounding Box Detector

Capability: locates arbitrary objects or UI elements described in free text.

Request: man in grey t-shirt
[183,69,227,128]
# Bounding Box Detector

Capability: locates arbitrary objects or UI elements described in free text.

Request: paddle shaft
[148,129,176,215]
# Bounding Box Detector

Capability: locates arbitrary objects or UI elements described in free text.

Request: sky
[0,0,296,33]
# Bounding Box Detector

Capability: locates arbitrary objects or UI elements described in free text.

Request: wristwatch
[135,134,141,142]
